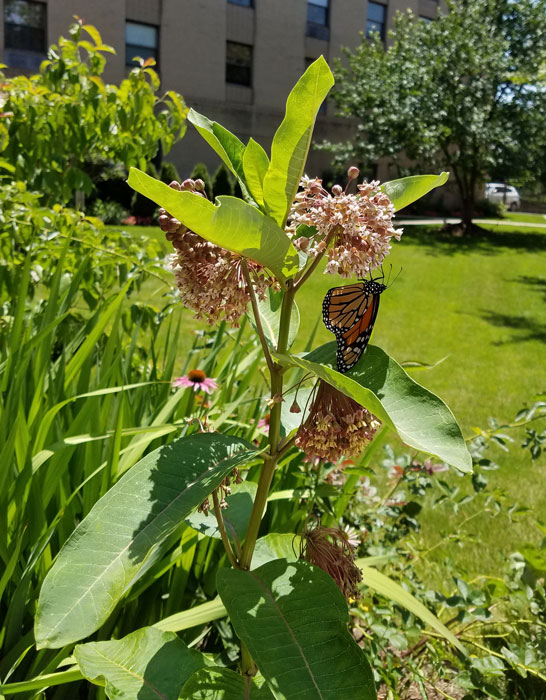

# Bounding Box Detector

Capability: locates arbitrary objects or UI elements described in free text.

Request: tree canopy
[0,18,187,205]
[325,0,546,229]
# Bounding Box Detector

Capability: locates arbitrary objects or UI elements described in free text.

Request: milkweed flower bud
[347,165,360,180]
[295,380,380,462]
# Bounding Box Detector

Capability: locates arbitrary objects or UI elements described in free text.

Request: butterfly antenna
[388,266,403,288]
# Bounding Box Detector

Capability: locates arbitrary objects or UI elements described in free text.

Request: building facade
[1,0,444,178]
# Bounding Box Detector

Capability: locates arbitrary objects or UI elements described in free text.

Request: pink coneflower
[172,369,218,394]
[286,169,402,279]
[257,413,270,435]
[295,380,380,463]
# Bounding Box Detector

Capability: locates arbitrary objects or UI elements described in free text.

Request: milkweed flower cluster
[295,380,380,463]
[159,180,274,326]
[286,169,403,278]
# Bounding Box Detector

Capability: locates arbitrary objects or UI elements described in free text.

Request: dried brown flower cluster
[302,521,362,601]
[287,170,402,278]
[295,380,380,463]
[159,180,274,326]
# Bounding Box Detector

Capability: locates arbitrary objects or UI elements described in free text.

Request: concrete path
[397,217,546,228]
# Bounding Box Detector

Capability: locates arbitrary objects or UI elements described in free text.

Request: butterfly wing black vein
[322,280,386,372]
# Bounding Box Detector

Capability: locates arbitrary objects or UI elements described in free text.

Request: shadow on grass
[477,309,546,345]
[515,275,546,302]
[401,225,546,256]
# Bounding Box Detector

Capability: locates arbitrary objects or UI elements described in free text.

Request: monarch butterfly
[322,277,387,373]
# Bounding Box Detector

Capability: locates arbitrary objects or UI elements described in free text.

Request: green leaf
[263,56,334,226]
[127,168,299,282]
[217,559,376,700]
[181,668,274,699]
[154,598,227,633]
[186,480,257,545]
[249,288,300,350]
[75,627,205,700]
[187,109,250,198]
[381,172,449,212]
[243,137,270,207]
[275,342,472,472]
[356,563,466,655]
[35,434,259,649]
[77,628,203,698]
[251,533,300,569]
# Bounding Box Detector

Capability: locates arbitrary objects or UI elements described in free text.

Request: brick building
[1,0,444,177]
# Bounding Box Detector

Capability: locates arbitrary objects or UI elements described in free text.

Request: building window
[420,15,433,23]
[366,1,386,41]
[3,0,46,70]
[307,0,329,41]
[226,41,252,86]
[125,21,159,67]
[228,0,253,6]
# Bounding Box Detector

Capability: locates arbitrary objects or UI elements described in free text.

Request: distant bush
[474,198,507,218]
[212,163,235,197]
[160,160,181,185]
[90,199,129,225]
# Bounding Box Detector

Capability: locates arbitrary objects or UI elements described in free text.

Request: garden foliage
[1,50,545,700]
[0,18,186,205]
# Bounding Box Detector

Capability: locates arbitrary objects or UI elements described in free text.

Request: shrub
[212,163,235,197]
[160,160,181,185]
[89,198,129,225]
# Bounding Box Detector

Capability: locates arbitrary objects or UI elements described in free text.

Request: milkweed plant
[33,58,471,699]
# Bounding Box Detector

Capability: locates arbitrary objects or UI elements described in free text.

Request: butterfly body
[322,279,386,373]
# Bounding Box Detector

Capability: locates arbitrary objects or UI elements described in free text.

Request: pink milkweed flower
[172,369,218,394]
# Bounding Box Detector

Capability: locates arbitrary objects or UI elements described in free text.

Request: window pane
[126,22,157,49]
[310,0,328,6]
[307,4,327,25]
[226,41,252,86]
[4,0,45,54]
[367,2,386,23]
[228,0,252,6]
[5,0,45,29]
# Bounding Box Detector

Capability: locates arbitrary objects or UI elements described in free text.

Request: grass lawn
[110,221,546,583]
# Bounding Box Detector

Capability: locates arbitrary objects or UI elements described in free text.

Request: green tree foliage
[0,18,187,205]
[189,162,213,199]
[212,163,235,197]
[325,0,546,230]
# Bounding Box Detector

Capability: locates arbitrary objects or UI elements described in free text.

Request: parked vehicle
[485,183,520,211]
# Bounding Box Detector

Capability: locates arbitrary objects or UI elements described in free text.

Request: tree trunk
[461,193,474,234]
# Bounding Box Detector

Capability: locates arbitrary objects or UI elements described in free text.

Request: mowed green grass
[113,222,546,581]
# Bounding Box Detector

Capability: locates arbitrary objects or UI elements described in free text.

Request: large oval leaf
[75,627,205,700]
[262,56,334,227]
[275,342,471,472]
[127,168,298,282]
[217,559,376,700]
[381,172,449,212]
[35,434,260,648]
[181,668,274,700]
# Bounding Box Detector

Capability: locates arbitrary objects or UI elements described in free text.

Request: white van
[485,183,521,211]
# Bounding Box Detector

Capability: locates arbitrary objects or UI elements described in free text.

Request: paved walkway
[397,217,546,228]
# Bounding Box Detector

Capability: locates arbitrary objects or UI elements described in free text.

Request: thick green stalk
[239,281,295,571]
